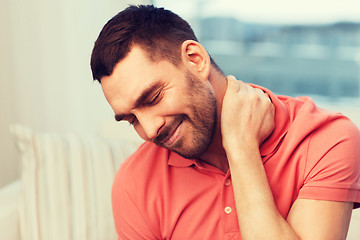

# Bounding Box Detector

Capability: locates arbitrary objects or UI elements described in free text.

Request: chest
[145,143,309,239]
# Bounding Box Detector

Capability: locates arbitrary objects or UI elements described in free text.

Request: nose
[134,110,164,141]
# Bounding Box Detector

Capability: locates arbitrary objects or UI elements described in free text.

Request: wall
[0,0,149,188]
[0,0,18,190]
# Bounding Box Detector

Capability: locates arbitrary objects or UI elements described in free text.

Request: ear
[181,40,210,80]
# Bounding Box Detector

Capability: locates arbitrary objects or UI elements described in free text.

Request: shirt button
[225,179,231,186]
[224,206,232,214]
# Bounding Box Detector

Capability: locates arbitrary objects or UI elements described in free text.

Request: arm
[221,76,353,240]
[112,170,160,240]
[287,199,353,239]
[287,110,360,239]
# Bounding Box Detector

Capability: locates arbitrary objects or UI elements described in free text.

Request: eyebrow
[114,80,164,122]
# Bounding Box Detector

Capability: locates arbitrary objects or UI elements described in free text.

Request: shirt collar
[249,84,290,159]
[168,150,195,167]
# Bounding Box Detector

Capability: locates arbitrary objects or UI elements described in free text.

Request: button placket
[221,174,239,237]
[224,179,232,215]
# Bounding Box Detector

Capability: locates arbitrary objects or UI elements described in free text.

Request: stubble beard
[164,72,217,159]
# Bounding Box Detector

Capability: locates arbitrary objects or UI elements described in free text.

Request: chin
[172,149,201,160]
[171,139,212,160]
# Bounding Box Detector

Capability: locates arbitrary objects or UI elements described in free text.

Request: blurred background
[1,0,359,188]
[155,0,360,100]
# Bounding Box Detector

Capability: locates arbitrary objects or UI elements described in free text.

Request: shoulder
[285,101,360,204]
[114,142,170,189]
[298,114,360,205]
[302,110,360,186]
[288,98,360,162]
[111,142,166,238]
[307,112,360,164]
[282,95,359,145]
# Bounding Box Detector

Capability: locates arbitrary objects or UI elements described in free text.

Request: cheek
[162,92,188,114]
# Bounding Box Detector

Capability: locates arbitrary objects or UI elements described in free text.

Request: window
[154,0,360,105]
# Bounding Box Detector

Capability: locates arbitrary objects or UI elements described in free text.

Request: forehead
[100,46,178,111]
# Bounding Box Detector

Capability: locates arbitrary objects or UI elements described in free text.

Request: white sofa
[1,112,360,239]
[0,122,143,240]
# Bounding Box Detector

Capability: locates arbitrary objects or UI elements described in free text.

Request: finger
[252,87,270,100]
[254,87,266,97]
[239,82,257,96]
[227,75,236,80]
[227,75,244,85]
[262,92,272,103]
[255,89,275,113]
[264,92,273,103]
[226,75,240,92]
[244,83,255,93]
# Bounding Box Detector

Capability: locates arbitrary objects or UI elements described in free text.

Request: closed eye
[114,82,164,125]
[146,90,162,106]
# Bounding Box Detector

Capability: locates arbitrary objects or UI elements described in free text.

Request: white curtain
[0,0,150,187]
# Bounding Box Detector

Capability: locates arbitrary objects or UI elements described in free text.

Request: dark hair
[90,5,222,82]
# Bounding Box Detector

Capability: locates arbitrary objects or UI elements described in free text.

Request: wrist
[223,134,259,153]
[224,138,261,164]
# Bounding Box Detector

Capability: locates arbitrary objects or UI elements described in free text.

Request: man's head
[91,5,223,159]
[99,44,217,159]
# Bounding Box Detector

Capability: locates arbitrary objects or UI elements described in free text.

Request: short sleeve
[111,165,160,239]
[298,116,360,208]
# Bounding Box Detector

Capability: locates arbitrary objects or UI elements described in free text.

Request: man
[90,5,360,240]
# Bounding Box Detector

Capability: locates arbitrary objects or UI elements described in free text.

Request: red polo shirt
[112,86,360,239]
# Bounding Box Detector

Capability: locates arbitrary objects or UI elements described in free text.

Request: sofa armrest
[348,209,360,240]
[0,180,21,240]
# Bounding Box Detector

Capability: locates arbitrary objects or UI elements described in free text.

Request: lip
[161,121,182,147]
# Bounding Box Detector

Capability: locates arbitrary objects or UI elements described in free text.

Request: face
[101,46,217,159]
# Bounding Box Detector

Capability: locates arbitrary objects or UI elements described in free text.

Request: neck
[199,67,229,173]
[199,139,229,173]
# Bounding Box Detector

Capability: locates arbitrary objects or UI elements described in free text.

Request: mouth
[159,120,182,147]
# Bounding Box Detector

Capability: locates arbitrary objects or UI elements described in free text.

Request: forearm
[227,142,300,240]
